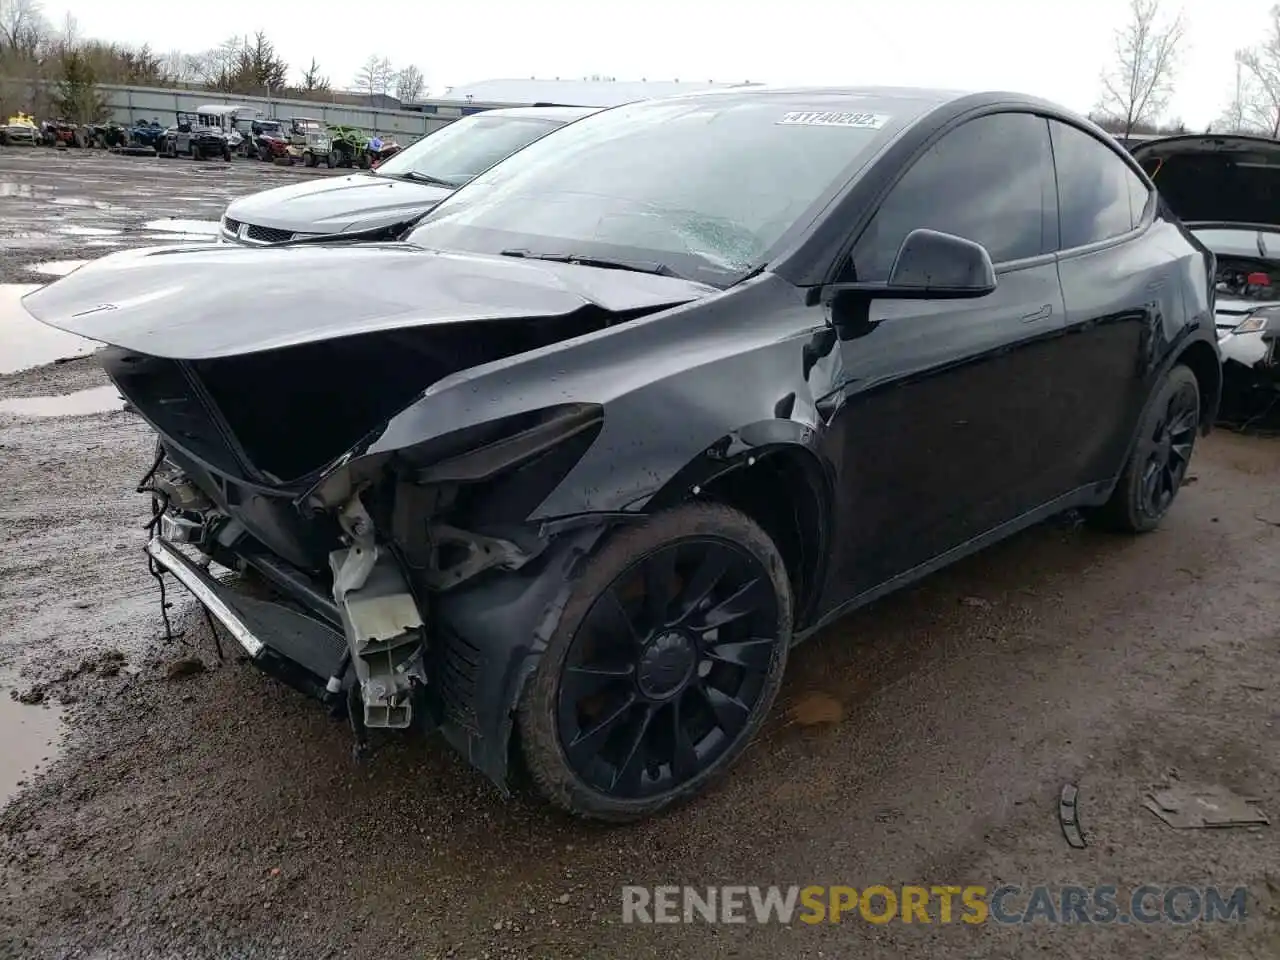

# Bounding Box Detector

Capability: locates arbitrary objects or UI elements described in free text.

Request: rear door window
[850,111,1055,282]
[1049,120,1150,249]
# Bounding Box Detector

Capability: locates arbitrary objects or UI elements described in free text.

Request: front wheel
[1092,364,1201,533]
[518,502,792,822]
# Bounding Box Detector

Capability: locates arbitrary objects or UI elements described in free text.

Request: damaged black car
[23,87,1221,821]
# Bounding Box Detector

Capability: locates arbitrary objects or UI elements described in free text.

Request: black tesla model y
[25,86,1220,821]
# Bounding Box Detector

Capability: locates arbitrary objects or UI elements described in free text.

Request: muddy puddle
[49,196,119,211]
[142,233,219,243]
[55,226,121,238]
[0,385,122,417]
[0,678,63,809]
[0,283,98,374]
[143,218,219,237]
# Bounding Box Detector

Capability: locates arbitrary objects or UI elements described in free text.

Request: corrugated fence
[3,79,458,138]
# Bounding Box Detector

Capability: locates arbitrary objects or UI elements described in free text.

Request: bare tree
[1215,51,1262,133]
[160,48,196,84]
[0,0,48,56]
[1096,0,1186,138]
[354,54,394,97]
[52,9,75,52]
[395,64,425,101]
[189,35,243,89]
[1239,5,1280,136]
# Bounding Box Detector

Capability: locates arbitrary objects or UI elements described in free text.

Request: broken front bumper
[145,536,349,700]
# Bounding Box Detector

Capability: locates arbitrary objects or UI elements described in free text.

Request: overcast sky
[40,0,1272,126]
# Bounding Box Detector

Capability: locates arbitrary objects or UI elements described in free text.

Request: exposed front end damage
[20,238,829,808]
[329,499,424,733]
[23,242,724,790]
[141,414,618,784]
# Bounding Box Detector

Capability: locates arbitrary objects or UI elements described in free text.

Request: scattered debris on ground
[1144,784,1271,829]
[1059,782,1086,848]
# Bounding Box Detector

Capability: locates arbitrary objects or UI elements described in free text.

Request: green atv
[328,125,372,169]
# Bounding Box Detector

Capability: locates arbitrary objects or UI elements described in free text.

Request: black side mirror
[885,228,997,297]
[818,228,998,304]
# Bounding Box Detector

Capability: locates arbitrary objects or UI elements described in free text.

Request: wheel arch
[642,420,835,630]
[430,427,836,795]
[1172,337,1222,431]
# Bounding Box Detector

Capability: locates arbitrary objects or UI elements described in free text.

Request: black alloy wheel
[1094,363,1201,532]
[1138,378,1198,520]
[520,502,791,821]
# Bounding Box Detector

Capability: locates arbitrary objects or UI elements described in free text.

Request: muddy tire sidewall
[517,501,792,822]
[1092,363,1201,533]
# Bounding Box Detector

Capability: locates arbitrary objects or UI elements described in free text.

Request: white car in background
[1132,134,1280,416]
[219,105,599,245]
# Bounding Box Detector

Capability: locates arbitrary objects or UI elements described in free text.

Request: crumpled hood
[1132,135,1280,227]
[20,242,717,359]
[224,174,453,234]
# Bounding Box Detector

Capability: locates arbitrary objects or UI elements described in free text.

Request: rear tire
[1092,364,1200,533]
[518,502,792,822]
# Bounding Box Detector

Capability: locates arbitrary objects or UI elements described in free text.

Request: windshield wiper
[499,248,684,279]
[394,171,460,188]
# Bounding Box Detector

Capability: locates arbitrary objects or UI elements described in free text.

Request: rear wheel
[518,502,792,822]
[1093,364,1200,532]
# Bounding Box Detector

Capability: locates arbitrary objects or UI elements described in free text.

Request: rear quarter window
[1050,121,1149,249]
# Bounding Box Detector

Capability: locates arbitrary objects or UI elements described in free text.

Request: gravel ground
[0,146,333,284]
[1,147,1279,960]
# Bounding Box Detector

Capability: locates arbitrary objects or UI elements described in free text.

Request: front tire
[1094,364,1200,532]
[518,502,792,822]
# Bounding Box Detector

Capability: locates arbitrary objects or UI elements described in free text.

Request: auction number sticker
[778,111,889,129]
